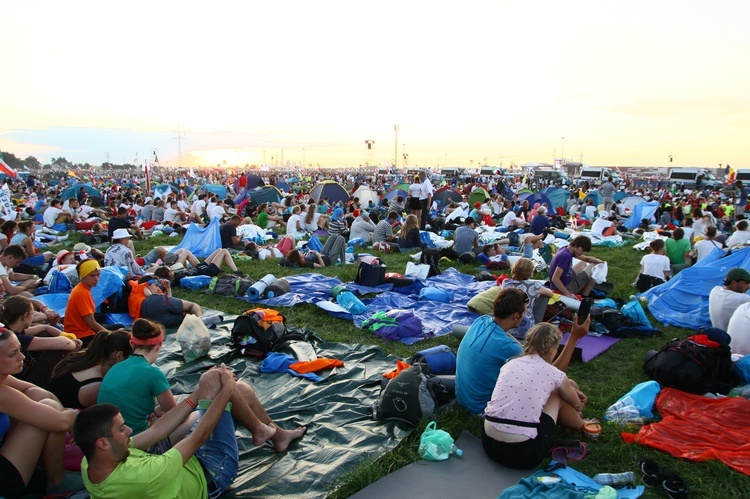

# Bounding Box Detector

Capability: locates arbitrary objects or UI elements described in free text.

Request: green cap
[726,267,750,283]
[331,285,348,298]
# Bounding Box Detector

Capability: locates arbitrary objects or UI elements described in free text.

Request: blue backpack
[362,309,423,341]
[307,236,323,252]
[48,269,73,294]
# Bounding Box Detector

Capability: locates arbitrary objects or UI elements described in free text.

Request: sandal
[638,457,661,487]
[662,472,688,499]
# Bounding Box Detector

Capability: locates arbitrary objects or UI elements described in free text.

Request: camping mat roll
[247,274,277,299]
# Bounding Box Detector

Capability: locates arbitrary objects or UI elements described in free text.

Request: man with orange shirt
[64,260,108,347]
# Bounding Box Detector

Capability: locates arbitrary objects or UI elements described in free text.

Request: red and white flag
[0,154,18,178]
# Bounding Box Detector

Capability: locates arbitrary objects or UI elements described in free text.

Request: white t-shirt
[694,239,724,262]
[43,207,63,227]
[207,204,225,220]
[78,205,94,219]
[0,261,7,277]
[286,214,305,239]
[163,207,180,222]
[584,205,597,219]
[502,211,518,228]
[640,253,670,280]
[591,218,613,236]
[726,230,750,247]
[709,286,750,331]
[727,302,750,355]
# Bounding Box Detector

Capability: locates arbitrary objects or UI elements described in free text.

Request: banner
[0,183,16,220]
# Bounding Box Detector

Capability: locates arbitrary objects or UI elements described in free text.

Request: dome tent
[310,181,349,206]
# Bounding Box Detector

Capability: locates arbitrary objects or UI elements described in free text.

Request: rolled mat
[452,324,470,340]
[265,277,290,298]
[247,274,277,299]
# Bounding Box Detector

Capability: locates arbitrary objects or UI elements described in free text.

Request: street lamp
[561,137,565,163]
[394,125,399,168]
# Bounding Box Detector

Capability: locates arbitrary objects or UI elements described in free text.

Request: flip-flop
[662,472,688,499]
[550,441,588,466]
[638,457,661,487]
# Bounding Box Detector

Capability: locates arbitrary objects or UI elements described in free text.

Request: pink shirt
[485,354,564,439]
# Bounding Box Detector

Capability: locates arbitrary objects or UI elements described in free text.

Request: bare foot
[252,422,277,446]
[272,426,308,452]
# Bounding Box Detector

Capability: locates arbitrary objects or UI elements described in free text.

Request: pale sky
[2,1,749,169]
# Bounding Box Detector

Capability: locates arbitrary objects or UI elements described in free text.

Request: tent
[249,186,282,206]
[310,181,349,206]
[519,192,553,211]
[169,217,221,258]
[461,183,488,196]
[468,187,491,208]
[540,187,572,211]
[622,201,660,229]
[353,185,379,208]
[195,184,229,199]
[233,174,264,192]
[433,188,462,208]
[383,188,408,203]
[620,195,648,212]
[274,180,293,193]
[642,246,750,329]
[61,183,103,206]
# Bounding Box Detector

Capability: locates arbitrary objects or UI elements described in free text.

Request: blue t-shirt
[549,246,574,292]
[529,214,550,236]
[455,315,523,414]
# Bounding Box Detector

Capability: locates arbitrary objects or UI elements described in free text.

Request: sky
[2,1,750,170]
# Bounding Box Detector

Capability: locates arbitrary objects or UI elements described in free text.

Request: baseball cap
[726,267,750,283]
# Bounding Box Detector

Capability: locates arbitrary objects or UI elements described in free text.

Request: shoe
[234,270,248,278]
[639,457,661,487]
[662,472,688,499]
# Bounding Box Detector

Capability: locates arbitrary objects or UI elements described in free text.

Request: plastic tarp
[540,187,571,211]
[36,266,127,318]
[310,181,350,206]
[242,268,494,345]
[169,217,221,258]
[641,247,750,328]
[147,314,412,498]
[622,201,660,229]
[622,388,750,476]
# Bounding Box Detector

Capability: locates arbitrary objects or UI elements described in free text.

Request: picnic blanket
[621,388,750,476]
[151,314,411,498]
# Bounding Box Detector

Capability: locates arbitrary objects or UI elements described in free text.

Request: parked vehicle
[734,169,750,183]
[667,168,722,189]
[578,167,621,184]
[533,169,569,182]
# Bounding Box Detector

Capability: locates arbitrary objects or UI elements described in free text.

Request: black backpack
[373,364,439,426]
[231,308,308,358]
[419,248,441,277]
[209,274,255,297]
[506,230,520,248]
[643,336,736,395]
[101,279,134,314]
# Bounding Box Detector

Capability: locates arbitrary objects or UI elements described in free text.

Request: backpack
[506,230,520,248]
[419,248,441,277]
[209,274,255,297]
[48,269,73,294]
[372,364,437,426]
[307,235,323,252]
[643,336,736,395]
[231,308,292,358]
[100,278,134,314]
[362,309,423,341]
[354,260,386,287]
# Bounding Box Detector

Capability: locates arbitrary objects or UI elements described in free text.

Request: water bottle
[450,444,463,457]
[593,472,635,486]
[336,291,367,314]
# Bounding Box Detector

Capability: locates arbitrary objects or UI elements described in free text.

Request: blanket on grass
[621,388,750,476]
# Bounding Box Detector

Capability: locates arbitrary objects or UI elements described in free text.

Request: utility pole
[173,125,187,167]
[393,125,399,168]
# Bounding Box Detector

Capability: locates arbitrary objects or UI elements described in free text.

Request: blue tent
[169,217,221,258]
[540,187,571,211]
[519,192,553,211]
[274,180,293,193]
[622,201,660,229]
[196,184,228,198]
[249,186,282,206]
[310,181,349,206]
[642,247,750,329]
[61,183,103,206]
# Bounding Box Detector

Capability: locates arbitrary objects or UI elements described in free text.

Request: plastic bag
[405,262,430,279]
[621,299,653,328]
[176,314,211,362]
[605,381,661,422]
[591,262,608,284]
[418,421,461,461]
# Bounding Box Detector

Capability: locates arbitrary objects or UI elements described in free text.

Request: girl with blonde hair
[500,258,554,339]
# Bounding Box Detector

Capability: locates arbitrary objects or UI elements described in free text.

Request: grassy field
[123,234,750,498]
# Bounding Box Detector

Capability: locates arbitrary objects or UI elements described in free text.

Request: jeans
[142,248,161,265]
[193,403,239,499]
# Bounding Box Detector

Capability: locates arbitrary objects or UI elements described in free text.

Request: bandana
[78,259,101,280]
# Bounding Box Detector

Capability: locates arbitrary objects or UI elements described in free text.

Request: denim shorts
[142,248,161,266]
[193,404,239,499]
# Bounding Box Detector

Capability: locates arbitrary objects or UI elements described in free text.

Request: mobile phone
[577,298,593,325]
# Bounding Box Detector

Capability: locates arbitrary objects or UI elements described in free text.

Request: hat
[474,202,482,208]
[332,207,344,221]
[73,243,91,252]
[145,196,153,203]
[56,250,73,264]
[360,210,369,218]
[726,267,750,283]
[112,228,131,240]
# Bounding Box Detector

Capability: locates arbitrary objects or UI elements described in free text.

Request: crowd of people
[1,165,749,495]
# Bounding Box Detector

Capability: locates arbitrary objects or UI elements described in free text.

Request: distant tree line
[0,150,139,171]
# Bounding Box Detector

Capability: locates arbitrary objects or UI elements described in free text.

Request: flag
[143,159,151,193]
[0,183,15,219]
[67,169,78,179]
[188,168,196,179]
[0,153,18,178]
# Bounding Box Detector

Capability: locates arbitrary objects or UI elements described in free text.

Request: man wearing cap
[349,210,376,244]
[140,197,155,221]
[708,267,750,331]
[65,260,108,347]
[104,229,145,278]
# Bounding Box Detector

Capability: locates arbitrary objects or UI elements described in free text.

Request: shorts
[568,266,594,295]
[0,453,27,499]
[142,248,161,266]
[408,197,422,210]
[192,404,239,499]
[140,294,185,328]
[196,262,220,277]
[481,413,556,470]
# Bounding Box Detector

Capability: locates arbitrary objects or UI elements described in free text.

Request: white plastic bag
[176,314,211,362]
[405,262,430,279]
[591,262,608,284]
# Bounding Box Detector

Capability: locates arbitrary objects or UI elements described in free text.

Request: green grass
[118,235,750,498]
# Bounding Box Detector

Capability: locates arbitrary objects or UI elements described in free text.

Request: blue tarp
[242,268,494,345]
[169,217,221,258]
[36,266,128,318]
[641,246,750,328]
[623,201,660,229]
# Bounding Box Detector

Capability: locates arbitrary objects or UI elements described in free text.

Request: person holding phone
[549,235,604,298]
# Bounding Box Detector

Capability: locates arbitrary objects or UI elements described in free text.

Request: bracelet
[185,398,197,410]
